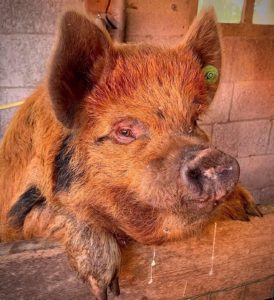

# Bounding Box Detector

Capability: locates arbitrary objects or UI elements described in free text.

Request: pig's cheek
[127,154,181,209]
[137,177,179,209]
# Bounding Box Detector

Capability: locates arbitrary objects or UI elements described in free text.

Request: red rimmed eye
[112,119,146,144]
[116,127,136,143]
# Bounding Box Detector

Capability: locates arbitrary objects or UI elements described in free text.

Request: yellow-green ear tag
[202,65,219,84]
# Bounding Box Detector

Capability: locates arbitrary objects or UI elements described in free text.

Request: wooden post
[241,0,255,24]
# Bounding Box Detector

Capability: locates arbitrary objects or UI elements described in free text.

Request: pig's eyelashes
[95,129,136,145]
[95,135,109,144]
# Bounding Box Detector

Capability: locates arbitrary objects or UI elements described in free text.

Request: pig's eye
[114,127,136,144]
[112,119,146,144]
[119,128,132,137]
[118,128,135,139]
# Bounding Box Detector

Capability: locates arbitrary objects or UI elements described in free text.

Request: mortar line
[0,32,55,36]
[227,82,235,121]
[251,184,274,191]
[200,117,274,126]
[0,86,37,89]
[238,152,274,159]
[266,120,274,153]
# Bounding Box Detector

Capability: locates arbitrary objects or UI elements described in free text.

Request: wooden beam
[0,205,274,299]
[241,0,255,24]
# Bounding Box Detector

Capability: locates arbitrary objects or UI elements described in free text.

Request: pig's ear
[48,10,113,128]
[182,9,221,100]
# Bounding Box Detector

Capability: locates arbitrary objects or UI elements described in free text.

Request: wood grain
[0,206,274,300]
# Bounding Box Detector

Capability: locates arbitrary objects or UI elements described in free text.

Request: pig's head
[48,9,239,235]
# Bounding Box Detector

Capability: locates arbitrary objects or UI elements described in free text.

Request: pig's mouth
[185,193,229,209]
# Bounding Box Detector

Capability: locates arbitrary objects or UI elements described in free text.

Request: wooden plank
[0,206,274,300]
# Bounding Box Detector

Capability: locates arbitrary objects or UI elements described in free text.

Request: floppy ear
[48,10,113,128]
[182,8,221,101]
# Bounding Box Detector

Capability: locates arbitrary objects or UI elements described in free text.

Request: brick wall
[0,0,273,203]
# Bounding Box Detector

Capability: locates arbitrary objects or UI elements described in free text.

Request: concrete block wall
[205,38,274,204]
[0,0,64,136]
[0,0,273,203]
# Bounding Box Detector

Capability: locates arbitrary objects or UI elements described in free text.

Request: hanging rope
[0,100,24,111]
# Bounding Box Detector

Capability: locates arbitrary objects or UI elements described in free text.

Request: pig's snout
[181,146,240,202]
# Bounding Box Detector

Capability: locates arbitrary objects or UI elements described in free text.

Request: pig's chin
[179,187,235,215]
[181,195,225,215]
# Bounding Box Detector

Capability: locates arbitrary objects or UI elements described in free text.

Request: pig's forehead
[103,45,205,100]
[88,44,207,124]
[113,44,203,89]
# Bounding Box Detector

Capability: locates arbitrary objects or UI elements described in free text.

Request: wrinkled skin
[0,8,262,300]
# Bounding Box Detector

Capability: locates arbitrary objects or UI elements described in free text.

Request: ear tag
[202,65,219,85]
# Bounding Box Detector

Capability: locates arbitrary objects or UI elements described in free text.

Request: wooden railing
[0,204,273,300]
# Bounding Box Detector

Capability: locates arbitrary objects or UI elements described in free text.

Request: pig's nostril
[187,168,202,181]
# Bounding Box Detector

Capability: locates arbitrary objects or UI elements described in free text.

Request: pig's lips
[181,170,239,211]
[190,192,228,209]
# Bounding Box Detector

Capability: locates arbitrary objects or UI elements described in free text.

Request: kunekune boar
[0,8,262,300]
